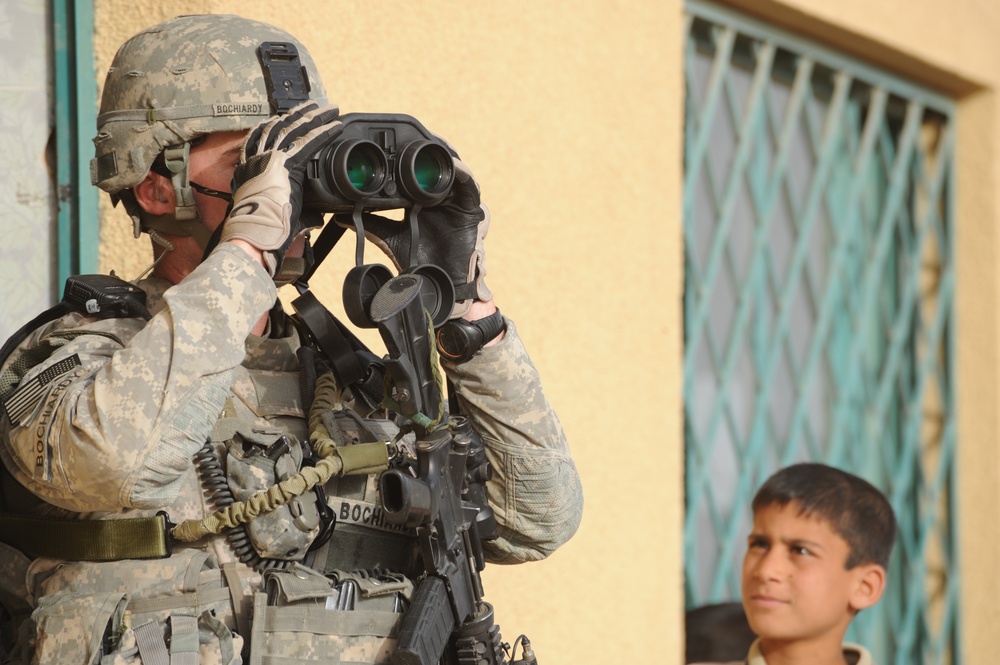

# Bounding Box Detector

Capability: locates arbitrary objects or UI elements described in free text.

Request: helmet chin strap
[139,142,226,253]
[129,142,215,252]
[163,143,200,224]
[141,212,214,251]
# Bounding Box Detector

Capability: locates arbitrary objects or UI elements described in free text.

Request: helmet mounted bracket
[258,41,312,114]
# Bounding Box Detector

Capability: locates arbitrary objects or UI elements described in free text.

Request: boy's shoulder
[843,642,874,665]
[688,639,875,665]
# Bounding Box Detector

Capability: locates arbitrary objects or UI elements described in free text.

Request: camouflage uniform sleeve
[0,244,276,512]
[442,318,583,564]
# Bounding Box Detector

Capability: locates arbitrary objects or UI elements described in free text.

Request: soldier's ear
[133,170,175,215]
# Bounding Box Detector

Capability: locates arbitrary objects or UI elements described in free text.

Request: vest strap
[0,511,170,560]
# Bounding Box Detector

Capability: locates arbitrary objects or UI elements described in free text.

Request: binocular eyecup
[343,264,454,330]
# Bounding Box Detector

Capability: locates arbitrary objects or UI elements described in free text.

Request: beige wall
[93,1,682,663]
[91,0,1000,661]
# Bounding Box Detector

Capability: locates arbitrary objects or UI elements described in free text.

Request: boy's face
[742,501,883,652]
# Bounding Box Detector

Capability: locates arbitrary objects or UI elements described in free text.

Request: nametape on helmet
[2,354,82,426]
[212,102,269,116]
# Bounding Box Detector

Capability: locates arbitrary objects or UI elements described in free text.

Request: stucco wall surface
[93,1,681,663]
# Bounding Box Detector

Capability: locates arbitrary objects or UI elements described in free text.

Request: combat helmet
[91,14,327,245]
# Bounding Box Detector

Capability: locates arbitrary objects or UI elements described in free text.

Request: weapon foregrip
[393,576,455,665]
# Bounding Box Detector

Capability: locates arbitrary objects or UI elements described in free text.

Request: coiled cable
[173,373,389,544]
[193,441,292,573]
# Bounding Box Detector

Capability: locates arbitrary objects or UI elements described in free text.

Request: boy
[693,463,896,665]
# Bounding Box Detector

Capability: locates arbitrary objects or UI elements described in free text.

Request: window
[683,3,958,662]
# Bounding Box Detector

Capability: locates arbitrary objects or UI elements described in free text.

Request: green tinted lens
[346,148,377,190]
[413,151,442,191]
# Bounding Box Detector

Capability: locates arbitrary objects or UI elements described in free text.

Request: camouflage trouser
[9,550,403,665]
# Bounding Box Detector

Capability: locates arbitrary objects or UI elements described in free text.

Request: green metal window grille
[683,3,958,663]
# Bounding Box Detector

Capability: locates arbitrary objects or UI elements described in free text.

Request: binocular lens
[329,139,387,200]
[316,128,455,205]
[413,150,445,192]
[346,148,378,190]
[399,141,455,203]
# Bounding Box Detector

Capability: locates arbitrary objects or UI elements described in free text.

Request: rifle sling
[292,291,365,387]
[0,511,170,561]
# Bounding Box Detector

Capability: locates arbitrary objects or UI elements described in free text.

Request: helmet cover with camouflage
[91,14,327,239]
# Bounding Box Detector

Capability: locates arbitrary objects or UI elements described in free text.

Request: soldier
[0,14,582,664]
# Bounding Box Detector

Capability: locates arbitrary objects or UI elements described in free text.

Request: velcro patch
[2,354,82,426]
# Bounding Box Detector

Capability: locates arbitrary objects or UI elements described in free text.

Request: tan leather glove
[221,101,342,276]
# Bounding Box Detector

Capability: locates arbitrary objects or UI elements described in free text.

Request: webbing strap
[134,620,170,665]
[222,562,252,645]
[261,604,402,637]
[292,291,365,387]
[0,512,169,560]
[97,104,269,125]
[169,614,200,665]
[298,221,346,285]
[126,587,231,616]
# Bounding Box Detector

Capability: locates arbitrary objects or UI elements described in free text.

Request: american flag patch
[2,354,82,426]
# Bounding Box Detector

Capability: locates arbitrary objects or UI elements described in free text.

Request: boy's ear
[848,563,887,612]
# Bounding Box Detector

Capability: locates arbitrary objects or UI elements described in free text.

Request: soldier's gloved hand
[335,158,491,319]
[221,101,342,277]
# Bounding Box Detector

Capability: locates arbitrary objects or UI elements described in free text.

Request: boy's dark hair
[752,463,896,570]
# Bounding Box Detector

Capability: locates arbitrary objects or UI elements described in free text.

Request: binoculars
[304,113,456,211]
[302,114,460,331]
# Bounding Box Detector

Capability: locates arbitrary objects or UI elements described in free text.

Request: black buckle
[308,483,336,552]
[157,510,175,558]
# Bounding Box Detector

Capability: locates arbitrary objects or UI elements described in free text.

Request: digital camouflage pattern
[0,242,582,662]
[92,14,327,196]
[445,319,583,563]
[1,244,276,515]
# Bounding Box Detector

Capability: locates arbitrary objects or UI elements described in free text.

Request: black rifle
[368,274,534,665]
